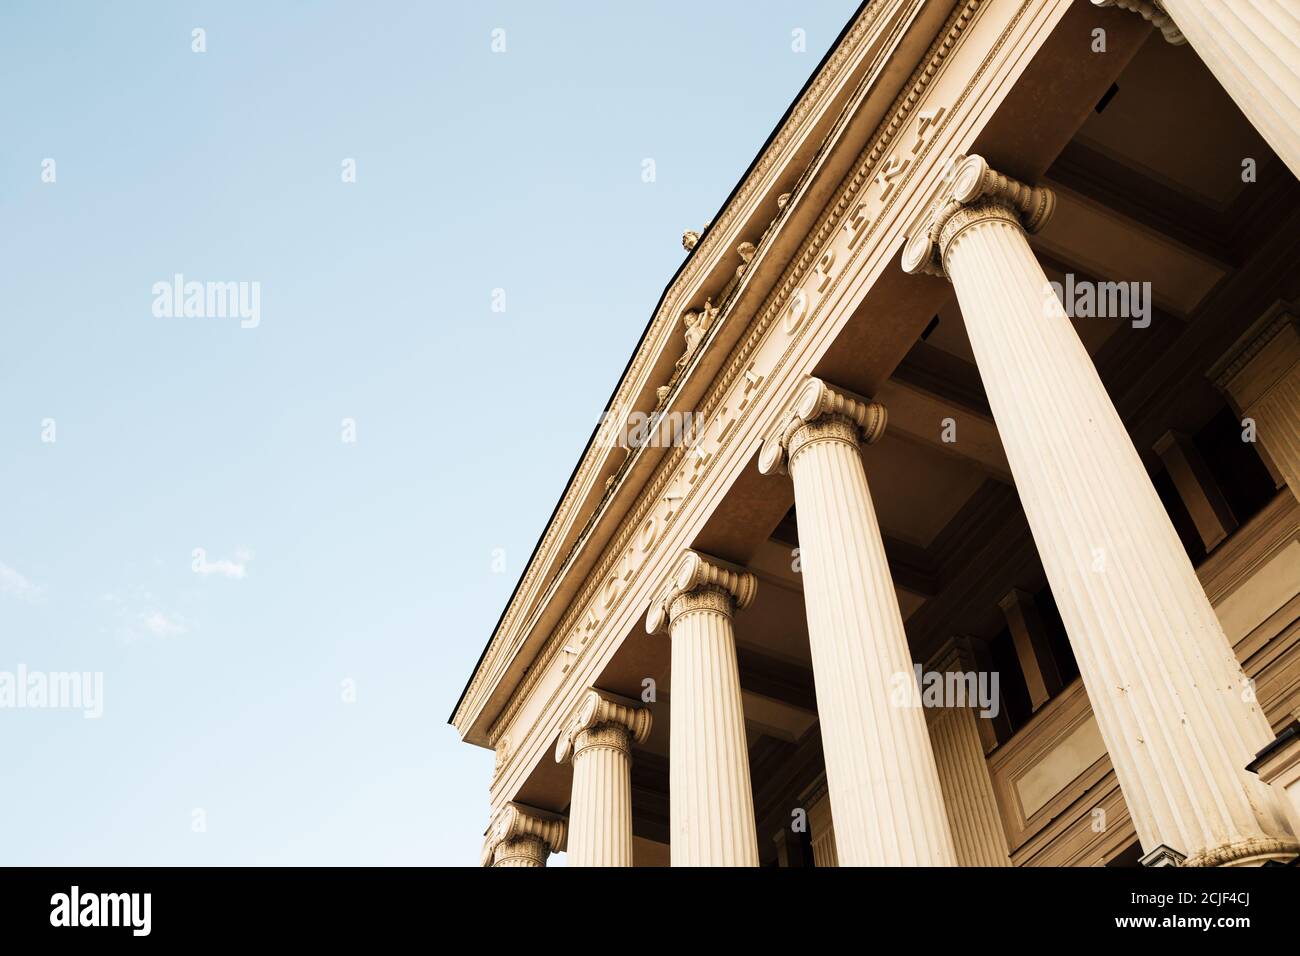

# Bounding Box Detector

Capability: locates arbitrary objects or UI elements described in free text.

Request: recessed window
[1194,405,1277,528]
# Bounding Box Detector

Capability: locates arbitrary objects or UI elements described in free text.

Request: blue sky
[0,1,858,865]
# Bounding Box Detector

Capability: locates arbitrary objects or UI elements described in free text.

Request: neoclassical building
[451,0,1300,867]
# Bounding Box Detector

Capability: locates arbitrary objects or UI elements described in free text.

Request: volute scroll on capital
[554,689,653,764]
[645,549,757,635]
[481,803,568,867]
[758,376,887,476]
[901,154,1056,278]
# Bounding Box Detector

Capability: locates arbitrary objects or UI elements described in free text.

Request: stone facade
[453,0,1300,867]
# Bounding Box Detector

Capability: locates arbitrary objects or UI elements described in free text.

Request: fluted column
[926,638,1011,867]
[904,154,1298,866]
[555,690,652,867]
[1210,302,1300,505]
[647,550,760,866]
[481,804,566,868]
[1093,0,1300,178]
[804,779,839,868]
[759,379,957,866]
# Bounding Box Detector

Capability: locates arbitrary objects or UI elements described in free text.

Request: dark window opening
[1033,585,1080,687]
[989,625,1033,733]
[1194,405,1277,528]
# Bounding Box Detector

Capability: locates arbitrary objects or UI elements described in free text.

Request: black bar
[0,864,1292,942]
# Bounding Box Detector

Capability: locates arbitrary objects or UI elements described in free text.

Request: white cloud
[194,548,253,579]
[102,592,190,642]
[0,562,40,600]
[198,559,245,579]
[142,610,187,638]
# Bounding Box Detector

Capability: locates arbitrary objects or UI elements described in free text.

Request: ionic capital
[481,804,567,867]
[645,549,756,635]
[902,155,1056,277]
[1091,0,1185,45]
[758,376,886,476]
[554,689,652,764]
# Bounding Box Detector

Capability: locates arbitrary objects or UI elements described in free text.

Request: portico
[453,0,1300,867]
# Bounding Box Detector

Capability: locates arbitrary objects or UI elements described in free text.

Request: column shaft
[762,382,957,867]
[806,784,840,867]
[1161,0,1300,179]
[568,727,634,866]
[668,589,760,866]
[931,168,1296,863]
[929,706,1010,866]
[555,690,650,867]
